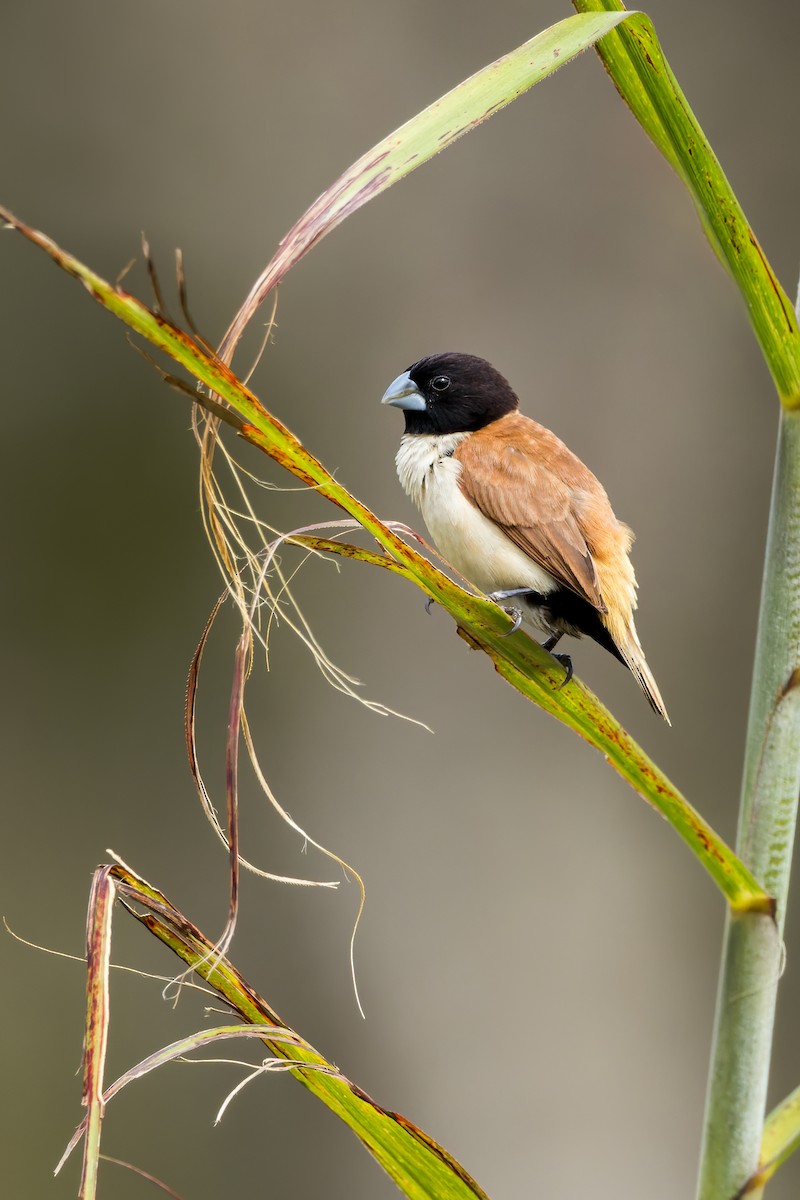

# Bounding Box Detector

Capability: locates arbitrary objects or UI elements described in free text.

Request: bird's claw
[497,606,524,636]
[552,653,573,689]
[488,589,533,637]
[424,597,435,615]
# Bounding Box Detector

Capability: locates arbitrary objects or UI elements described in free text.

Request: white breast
[395,433,558,597]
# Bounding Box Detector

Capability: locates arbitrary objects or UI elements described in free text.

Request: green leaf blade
[573,0,800,407]
[219,11,632,359]
[748,1085,800,1191]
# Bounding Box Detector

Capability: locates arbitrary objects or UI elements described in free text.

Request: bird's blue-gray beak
[381,370,426,411]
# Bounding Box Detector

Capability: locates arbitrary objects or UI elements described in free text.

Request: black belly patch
[524,588,625,665]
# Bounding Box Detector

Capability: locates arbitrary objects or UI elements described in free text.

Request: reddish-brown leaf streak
[334,1082,489,1196]
[284,163,394,257]
[389,1112,489,1196]
[240,427,329,491]
[630,26,660,72]
[360,148,392,171]
[690,824,730,868]
[322,149,391,205]
[336,169,394,223]
[748,231,796,334]
[634,760,731,865]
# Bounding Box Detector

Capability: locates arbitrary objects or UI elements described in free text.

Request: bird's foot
[497,606,524,636]
[488,588,536,637]
[552,653,573,689]
[424,597,435,615]
[538,633,572,687]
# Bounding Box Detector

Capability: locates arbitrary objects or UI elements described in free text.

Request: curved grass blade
[572,0,800,407]
[59,1025,325,1172]
[217,11,632,362]
[0,208,771,914]
[111,864,490,1200]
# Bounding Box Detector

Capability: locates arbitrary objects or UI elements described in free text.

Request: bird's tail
[618,630,670,724]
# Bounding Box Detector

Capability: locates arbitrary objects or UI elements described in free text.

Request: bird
[381,351,669,722]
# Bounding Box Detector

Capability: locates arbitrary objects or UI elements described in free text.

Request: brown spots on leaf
[241,426,329,491]
[632,28,659,73]
[690,823,728,868]
[721,212,742,255]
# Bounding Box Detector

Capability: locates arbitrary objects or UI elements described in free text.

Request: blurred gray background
[2,1,799,1197]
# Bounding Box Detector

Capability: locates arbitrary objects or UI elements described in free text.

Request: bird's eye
[431,375,451,393]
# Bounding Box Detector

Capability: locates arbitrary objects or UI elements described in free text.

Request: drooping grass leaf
[218,11,633,361]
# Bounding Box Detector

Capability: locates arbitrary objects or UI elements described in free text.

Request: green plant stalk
[696,403,800,1198]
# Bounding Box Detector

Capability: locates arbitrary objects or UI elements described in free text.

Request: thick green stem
[696,406,800,1198]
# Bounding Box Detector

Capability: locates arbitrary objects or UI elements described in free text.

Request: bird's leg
[488,587,538,604]
[540,632,572,688]
[488,587,537,638]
